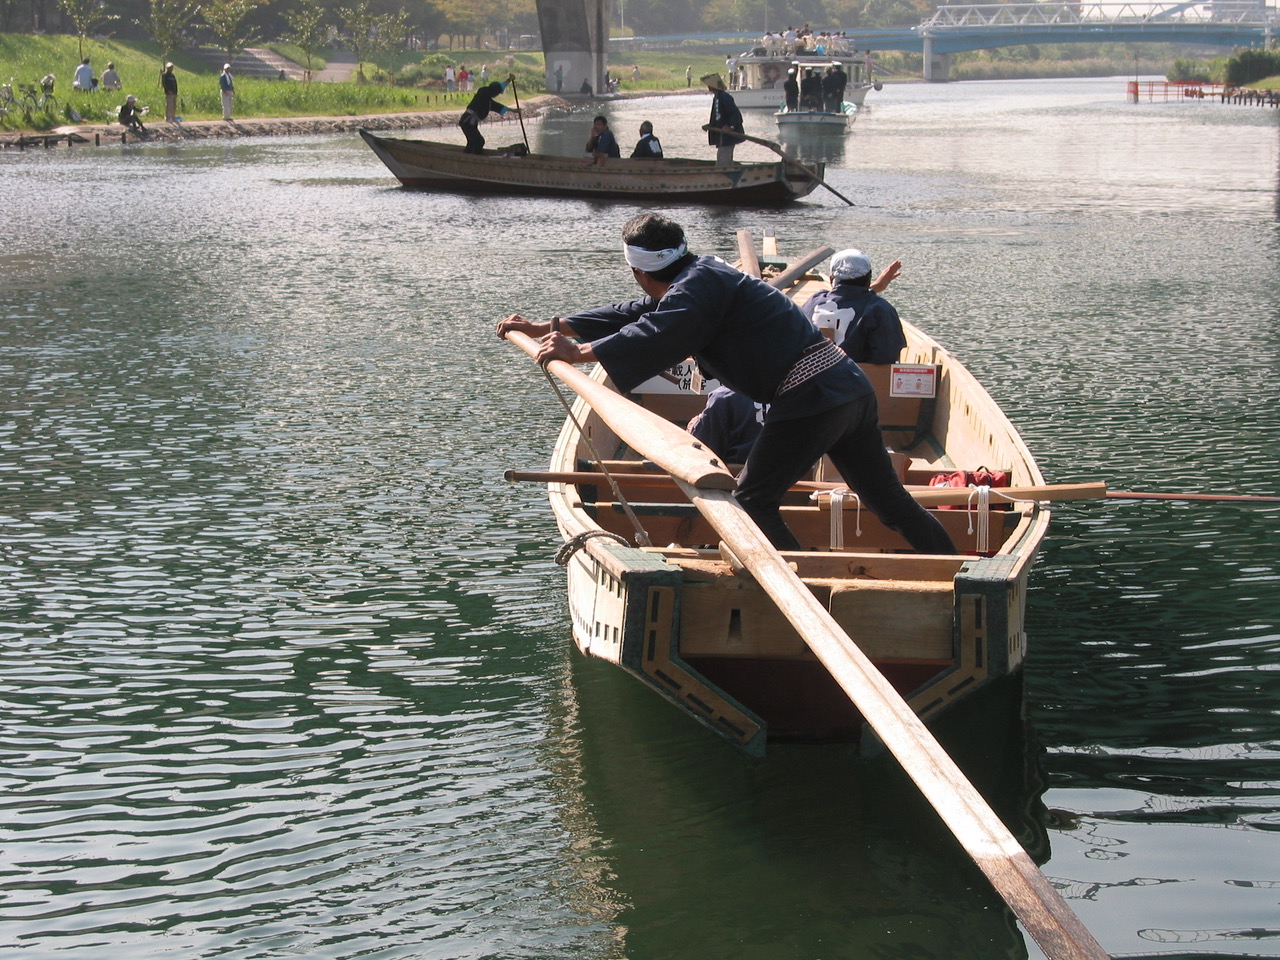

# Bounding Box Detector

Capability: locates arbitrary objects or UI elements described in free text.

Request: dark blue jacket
[564,255,872,421]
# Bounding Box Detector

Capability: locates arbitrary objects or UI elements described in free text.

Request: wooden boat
[733,50,882,110]
[520,237,1054,757]
[775,102,857,131]
[358,130,822,204]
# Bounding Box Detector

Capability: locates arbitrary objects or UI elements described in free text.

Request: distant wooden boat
[359,130,822,204]
[776,102,857,131]
[514,237,1061,757]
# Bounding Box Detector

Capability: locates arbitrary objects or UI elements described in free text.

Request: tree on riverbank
[143,0,201,64]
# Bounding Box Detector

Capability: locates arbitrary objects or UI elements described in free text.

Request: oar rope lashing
[814,483,1045,554]
[536,329,652,548]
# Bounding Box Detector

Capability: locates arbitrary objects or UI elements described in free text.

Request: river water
[1,77,1278,960]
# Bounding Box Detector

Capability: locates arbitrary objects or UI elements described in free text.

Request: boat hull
[539,259,1048,756]
[360,130,821,204]
[776,104,856,130]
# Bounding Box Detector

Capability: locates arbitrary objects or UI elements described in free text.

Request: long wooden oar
[702,124,855,206]
[1107,490,1280,503]
[504,330,1109,960]
[504,468,1108,506]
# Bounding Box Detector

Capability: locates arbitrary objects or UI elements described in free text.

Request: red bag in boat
[928,467,1011,509]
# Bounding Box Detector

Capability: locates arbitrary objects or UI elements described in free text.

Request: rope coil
[555,530,631,565]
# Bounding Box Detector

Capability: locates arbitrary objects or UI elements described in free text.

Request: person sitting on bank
[495,212,956,556]
[630,120,663,159]
[801,249,906,364]
[458,77,517,155]
[73,57,95,92]
[100,62,121,91]
[118,95,147,132]
[583,115,621,165]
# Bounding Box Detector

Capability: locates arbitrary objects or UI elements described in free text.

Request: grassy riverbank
[0,35,470,131]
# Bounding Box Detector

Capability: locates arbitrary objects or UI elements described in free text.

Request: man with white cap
[118,95,146,132]
[801,249,906,364]
[495,212,955,556]
[161,62,178,122]
[219,63,235,120]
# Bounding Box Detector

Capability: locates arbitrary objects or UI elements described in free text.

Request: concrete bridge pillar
[922,37,953,82]
[538,0,610,95]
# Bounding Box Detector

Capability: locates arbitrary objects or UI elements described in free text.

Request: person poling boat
[457,74,519,155]
[495,212,956,556]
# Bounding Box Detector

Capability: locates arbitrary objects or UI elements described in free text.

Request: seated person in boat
[496,212,956,555]
[458,77,517,155]
[630,120,664,159]
[801,249,906,364]
[584,115,621,165]
[118,95,147,132]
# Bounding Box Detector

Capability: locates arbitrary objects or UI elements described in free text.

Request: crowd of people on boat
[759,25,858,57]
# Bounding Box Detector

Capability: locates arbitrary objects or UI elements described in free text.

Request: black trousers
[459,116,484,154]
[734,394,956,554]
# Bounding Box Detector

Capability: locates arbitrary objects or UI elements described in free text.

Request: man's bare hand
[535,332,591,366]
[496,313,552,340]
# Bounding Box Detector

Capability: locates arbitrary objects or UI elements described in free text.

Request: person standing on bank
[219,64,234,120]
[801,249,907,364]
[630,120,663,159]
[494,213,957,556]
[701,73,743,165]
[161,62,178,122]
[458,77,516,155]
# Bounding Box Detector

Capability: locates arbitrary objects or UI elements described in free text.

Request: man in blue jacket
[496,213,954,555]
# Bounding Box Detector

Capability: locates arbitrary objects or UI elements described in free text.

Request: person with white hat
[700,72,743,164]
[801,249,906,364]
[219,64,235,120]
[496,212,955,556]
[118,94,146,132]
[161,62,178,122]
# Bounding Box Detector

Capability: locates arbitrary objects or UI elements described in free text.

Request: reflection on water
[1,77,1279,960]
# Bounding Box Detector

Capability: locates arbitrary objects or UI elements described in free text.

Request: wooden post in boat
[504,329,1111,960]
[737,229,762,279]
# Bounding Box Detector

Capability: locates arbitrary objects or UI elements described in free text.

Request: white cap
[829,248,873,281]
[223,63,231,70]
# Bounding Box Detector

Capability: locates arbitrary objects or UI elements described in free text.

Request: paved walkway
[312,52,358,83]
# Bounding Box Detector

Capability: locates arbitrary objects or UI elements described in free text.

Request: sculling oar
[503,330,1110,960]
[703,124,855,206]
[1107,490,1280,503]
[507,469,1280,506]
[507,73,530,155]
[504,469,1108,506]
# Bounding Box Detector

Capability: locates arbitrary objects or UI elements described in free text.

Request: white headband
[623,241,687,272]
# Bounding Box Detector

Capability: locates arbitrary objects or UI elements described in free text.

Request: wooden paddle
[504,330,1110,960]
[701,124,856,206]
